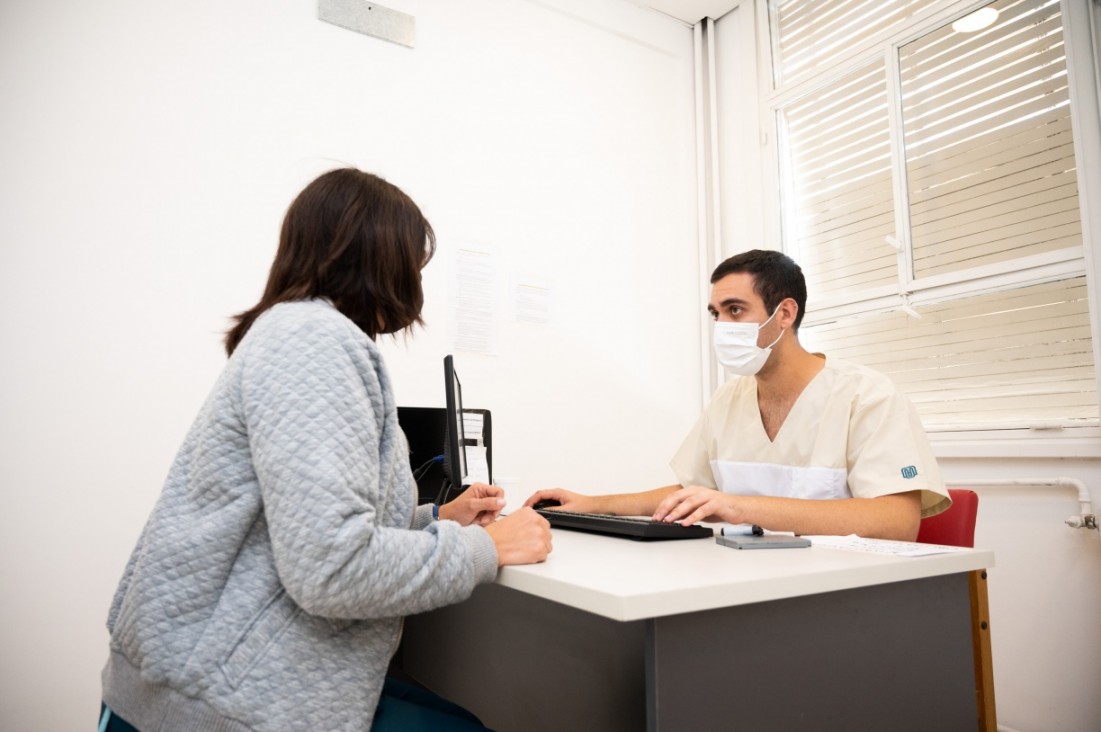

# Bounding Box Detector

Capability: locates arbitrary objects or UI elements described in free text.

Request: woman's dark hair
[225,168,435,355]
[710,249,808,330]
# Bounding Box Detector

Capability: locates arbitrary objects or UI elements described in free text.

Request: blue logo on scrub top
[901,466,918,479]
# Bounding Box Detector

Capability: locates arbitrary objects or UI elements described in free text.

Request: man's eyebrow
[710,297,749,312]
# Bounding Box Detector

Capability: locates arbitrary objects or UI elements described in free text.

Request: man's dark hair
[710,249,807,330]
[224,168,436,355]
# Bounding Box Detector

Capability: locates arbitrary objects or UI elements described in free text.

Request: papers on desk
[808,534,971,557]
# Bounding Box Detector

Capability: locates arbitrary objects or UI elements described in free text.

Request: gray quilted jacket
[101,299,498,731]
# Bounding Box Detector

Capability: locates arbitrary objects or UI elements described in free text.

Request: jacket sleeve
[238,310,497,620]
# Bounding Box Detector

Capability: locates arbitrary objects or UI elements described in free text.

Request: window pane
[900,0,1081,279]
[781,60,898,302]
[770,0,945,87]
[802,278,1098,430]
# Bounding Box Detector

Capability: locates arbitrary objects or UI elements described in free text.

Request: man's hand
[652,485,736,525]
[522,488,598,513]
[653,487,923,540]
[439,482,506,527]
[524,485,680,517]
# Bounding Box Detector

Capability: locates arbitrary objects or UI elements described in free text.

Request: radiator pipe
[947,477,1099,550]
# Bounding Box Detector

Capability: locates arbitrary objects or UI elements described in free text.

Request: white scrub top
[670,357,950,518]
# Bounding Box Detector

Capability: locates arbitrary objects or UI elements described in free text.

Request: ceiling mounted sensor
[951,6,999,33]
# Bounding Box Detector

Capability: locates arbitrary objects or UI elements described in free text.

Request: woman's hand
[483,507,552,566]
[652,485,738,525]
[439,482,506,527]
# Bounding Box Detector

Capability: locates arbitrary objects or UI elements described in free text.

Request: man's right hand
[483,507,553,566]
[522,488,598,513]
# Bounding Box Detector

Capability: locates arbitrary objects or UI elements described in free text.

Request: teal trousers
[98,677,490,731]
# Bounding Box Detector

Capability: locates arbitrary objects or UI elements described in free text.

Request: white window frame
[753,0,1101,457]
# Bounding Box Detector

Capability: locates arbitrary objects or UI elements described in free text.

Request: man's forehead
[709,272,762,306]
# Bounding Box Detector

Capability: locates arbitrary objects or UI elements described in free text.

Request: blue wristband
[432,504,440,520]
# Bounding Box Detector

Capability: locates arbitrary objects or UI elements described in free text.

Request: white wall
[939,458,1101,732]
[0,1,700,728]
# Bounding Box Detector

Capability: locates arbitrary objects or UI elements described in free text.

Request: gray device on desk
[716,534,811,549]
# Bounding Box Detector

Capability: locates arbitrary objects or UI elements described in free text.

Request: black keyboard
[534,508,714,541]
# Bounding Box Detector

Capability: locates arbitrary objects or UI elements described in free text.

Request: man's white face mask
[713,308,784,376]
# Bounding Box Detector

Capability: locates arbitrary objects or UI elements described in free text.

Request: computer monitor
[443,354,467,499]
[396,355,491,504]
[397,405,492,504]
[397,407,447,503]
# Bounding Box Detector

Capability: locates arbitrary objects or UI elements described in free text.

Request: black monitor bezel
[443,354,468,495]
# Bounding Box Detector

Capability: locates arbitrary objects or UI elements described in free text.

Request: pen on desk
[721,524,764,536]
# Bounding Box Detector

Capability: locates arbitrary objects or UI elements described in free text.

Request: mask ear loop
[759,305,785,350]
[762,328,785,350]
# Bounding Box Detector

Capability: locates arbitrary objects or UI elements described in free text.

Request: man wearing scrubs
[525,249,950,541]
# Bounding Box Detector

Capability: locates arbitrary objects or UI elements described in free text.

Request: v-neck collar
[753,358,828,444]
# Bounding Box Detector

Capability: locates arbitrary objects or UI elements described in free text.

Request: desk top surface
[494,527,994,621]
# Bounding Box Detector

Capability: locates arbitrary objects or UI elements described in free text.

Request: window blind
[770,0,944,86]
[769,0,1097,431]
[802,278,1096,430]
[900,0,1081,279]
[781,60,898,302]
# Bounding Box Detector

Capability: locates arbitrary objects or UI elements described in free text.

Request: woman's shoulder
[233,300,382,379]
[249,300,370,348]
[256,298,345,328]
[232,300,390,396]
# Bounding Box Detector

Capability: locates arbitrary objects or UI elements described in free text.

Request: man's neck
[755,344,825,404]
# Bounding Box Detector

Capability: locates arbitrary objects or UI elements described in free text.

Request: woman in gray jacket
[99,168,552,731]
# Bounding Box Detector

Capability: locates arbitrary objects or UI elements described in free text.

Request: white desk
[401,529,995,732]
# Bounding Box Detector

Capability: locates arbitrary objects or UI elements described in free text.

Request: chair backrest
[916,489,978,548]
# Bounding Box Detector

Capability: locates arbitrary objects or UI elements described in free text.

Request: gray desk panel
[402,572,976,732]
[647,572,976,732]
[403,583,646,732]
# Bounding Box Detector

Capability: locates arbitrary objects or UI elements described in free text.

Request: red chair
[917,488,978,547]
[918,488,994,729]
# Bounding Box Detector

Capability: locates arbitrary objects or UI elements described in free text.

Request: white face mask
[713,309,784,376]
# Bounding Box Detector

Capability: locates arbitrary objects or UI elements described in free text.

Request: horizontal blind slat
[800,277,1096,429]
[905,85,1071,155]
[908,124,1074,202]
[911,173,1078,228]
[776,0,945,84]
[807,279,1088,330]
[901,43,1067,121]
[914,216,1082,272]
[913,188,1080,240]
[814,310,1092,358]
[905,108,1071,186]
[900,8,1063,93]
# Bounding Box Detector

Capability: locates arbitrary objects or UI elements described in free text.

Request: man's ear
[778,297,800,329]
